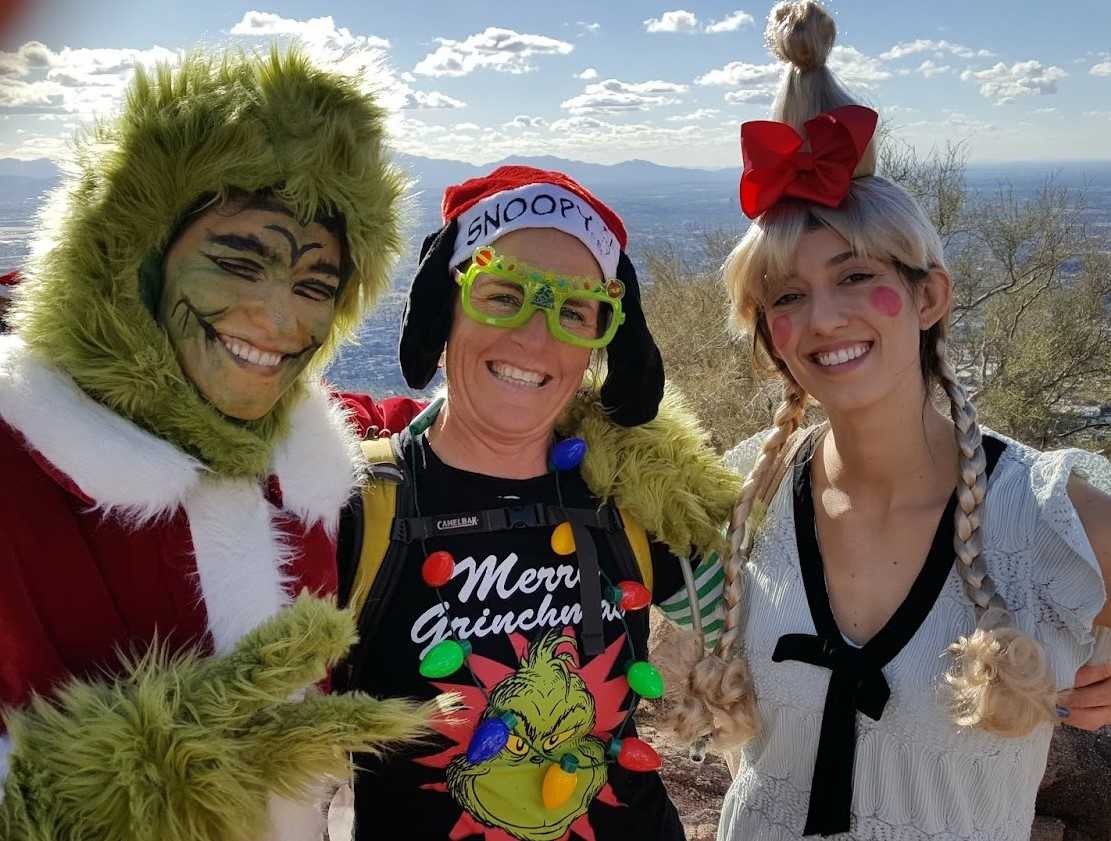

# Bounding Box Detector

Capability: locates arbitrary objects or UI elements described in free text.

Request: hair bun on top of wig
[764,0,877,180]
[652,0,1057,756]
[766,0,836,72]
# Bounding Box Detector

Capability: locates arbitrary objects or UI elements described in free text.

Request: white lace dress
[713,428,1110,841]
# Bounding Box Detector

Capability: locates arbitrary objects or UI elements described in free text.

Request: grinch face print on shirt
[157,202,342,420]
[422,628,631,841]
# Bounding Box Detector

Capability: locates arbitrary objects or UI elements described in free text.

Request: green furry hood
[558,386,740,560]
[14,48,405,478]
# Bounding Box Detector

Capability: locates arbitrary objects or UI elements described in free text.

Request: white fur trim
[0,734,9,804]
[0,336,359,532]
[263,790,327,841]
[451,183,621,278]
[272,385,362,537]
[0,335,359,654]
[0,334,203,524]
[185,479,294,655]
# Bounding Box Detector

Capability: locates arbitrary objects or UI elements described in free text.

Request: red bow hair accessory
[738,105,879,219]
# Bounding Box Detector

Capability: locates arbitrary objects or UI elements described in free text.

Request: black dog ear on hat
[599,252,665,427]
[399,219,459,389]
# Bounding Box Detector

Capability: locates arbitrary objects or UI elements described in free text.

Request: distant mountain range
[0,153,737,191]
[393,152,735,190]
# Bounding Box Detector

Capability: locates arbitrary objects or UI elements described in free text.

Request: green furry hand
[1,593,440,841]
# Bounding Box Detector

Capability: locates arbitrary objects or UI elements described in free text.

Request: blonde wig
[659,0,1056,751]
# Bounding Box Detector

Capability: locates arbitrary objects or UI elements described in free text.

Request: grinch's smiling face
[445,632,607,841]
[157,201,342,420]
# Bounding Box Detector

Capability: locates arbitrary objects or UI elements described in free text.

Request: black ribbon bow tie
[773,633,892,837]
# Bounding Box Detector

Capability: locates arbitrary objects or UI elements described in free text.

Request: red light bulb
[616,580,651,611]
[608,736,662,772]
[421,551,455,587]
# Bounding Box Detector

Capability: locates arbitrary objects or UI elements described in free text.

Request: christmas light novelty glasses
[456,245,626,349]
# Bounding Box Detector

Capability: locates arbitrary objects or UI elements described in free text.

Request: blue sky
[2,1,1110,167]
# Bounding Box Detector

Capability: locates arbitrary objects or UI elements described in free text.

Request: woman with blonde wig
[657,2,1111,839]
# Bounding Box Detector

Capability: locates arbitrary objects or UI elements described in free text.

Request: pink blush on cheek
[870,286,903,317]
[771,315,792,350]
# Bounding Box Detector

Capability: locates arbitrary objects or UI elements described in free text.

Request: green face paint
[157,204,342,421]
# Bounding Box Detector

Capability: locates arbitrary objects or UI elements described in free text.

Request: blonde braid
[654,383,806,753]
[936,337,1057,735]
[718,384,806,661]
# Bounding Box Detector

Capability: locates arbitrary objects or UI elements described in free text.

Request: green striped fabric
[658,550,726,650]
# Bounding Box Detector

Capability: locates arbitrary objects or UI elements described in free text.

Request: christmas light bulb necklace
[404,400,665,808]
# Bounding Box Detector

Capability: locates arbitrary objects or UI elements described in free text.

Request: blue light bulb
[550,437,587,471]
[466,712,517,764]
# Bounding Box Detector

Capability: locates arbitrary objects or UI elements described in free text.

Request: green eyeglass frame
[455,245,626,349]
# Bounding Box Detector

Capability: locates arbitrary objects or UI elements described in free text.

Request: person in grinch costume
[334,166,741,841]
[0,48,442,841]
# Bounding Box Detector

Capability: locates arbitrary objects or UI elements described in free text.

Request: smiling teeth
[220,335,284,367]
[815,343,870,367]
[490,362,545,387]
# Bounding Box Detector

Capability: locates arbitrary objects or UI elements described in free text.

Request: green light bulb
[626,660,664,699]
[419,638,471,678]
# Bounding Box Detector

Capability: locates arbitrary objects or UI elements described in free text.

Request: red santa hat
[443,166,627,278]
[0,271,20,299]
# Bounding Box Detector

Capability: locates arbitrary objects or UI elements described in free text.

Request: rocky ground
[640,721,731,841]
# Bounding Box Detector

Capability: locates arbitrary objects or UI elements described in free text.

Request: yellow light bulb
[541,755,579,809]
[550,522,575,556]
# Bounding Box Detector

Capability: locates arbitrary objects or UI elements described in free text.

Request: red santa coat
[0,335,361,819]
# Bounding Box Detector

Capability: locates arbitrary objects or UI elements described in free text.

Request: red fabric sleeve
[338,392,427,438]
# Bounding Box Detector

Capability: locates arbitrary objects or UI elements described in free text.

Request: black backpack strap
[389,503,620,543]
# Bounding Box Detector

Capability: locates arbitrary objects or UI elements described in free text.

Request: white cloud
[389,110,731,166]
[561,78,687,114]
[880,39,994,61]
[1082,110,1111,119]
[695,60,781,87]
[230,11,389,50]
[0,42,181,117]
[1032,107,1057,114]
[960,60,1067,104]
[666,108,720,121]
[885,105,919,116]
[724,89,774,105]
[406,90,466,109]
[901,110,998,137]
[1090,62,1111,76]
[696,59,781,105]
[644,10,699,34]
[576,21,601,35]
[0,41,55,76]
[504,115,548,129]
[0,78,66,110]
[577,67,598,80]
[829,45,891,86]
[229,13,465,115]
[453,122,480,132]
[705,11,755,33]
[414,27,572,77]
[916,60,950,79]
